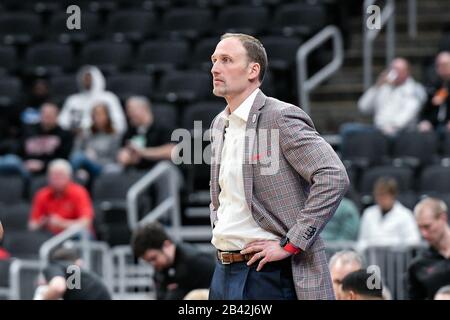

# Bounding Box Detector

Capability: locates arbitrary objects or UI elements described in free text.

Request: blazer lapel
[243,90,267,211]
[211,115,227,203]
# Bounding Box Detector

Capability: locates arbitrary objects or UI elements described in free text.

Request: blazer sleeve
[276,105,350,251]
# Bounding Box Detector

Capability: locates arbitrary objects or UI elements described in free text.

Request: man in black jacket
[131,222,215,300]
[408,197,450,300]
[418,51,450,133]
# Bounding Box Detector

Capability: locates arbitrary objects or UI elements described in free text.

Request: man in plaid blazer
[208,33,349,300]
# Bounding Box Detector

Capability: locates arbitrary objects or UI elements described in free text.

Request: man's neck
[226,85,259,113]
[435,228,450,258]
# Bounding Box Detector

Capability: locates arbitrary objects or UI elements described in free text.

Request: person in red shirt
[29,159,94,235]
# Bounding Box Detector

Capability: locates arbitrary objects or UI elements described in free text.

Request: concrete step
[309,101,367,133]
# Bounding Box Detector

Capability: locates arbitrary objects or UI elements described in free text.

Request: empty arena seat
[391,131,438,168]
[158,71,212,103]
[0,76,22,109]
[24,43,74,76]
[162,7,213,40]
[80,41,132,74]
[0,203,30,232]
[0,46,17,74]
[105,10,158,42]
[341,131,389,168]
[106,73,154,101]
[136,40,189,73]
[49,74,78,105]
[259,36,303,72]
[47,12,99,43]
[0,12,42,45]
[2,231,52,259]
[420,165,450,194]
[214,5,269,36]
[0,175,24,205]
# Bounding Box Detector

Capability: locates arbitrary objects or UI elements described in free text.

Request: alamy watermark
[66,5,81,30]
[366,5,381,30]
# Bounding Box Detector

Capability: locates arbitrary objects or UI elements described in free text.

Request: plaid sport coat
[209,91,349,300]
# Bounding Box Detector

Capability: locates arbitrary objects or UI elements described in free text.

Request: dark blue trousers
[209,257,297,300]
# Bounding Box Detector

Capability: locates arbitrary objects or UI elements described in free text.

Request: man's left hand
[241,240,292,272]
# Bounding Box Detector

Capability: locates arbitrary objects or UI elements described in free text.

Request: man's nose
[211,62,219,75]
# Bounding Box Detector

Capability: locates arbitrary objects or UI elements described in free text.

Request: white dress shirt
[358,201,421,249]
[212,88,279,251]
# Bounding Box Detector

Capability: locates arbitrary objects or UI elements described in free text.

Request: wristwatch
[280,236,301,255]
[279,236,290,248]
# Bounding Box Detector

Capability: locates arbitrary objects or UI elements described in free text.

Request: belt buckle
[218,252,232,265]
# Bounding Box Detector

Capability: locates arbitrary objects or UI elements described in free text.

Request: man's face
[416,209,447,247]
[40,104,59,129]
[435,293,450,300]
[142,248,171,272]
[211,37,256,100]
[436,54,450,81]
[83,72,92,90]
[330,262,361,300]
[374,192,396,212]
[126,101,151,127]
[390,59,409,85]
[48,168,71,192]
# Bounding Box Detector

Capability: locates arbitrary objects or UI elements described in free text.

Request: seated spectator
[434,285,450,300]
[322,197,360,242]
[21,78,50,126]
[329,250,364,300]
[29,159,94,235]
[358,177,421,248]
[70,102,122,182]
[358,57,426,136]
[418,52,450,134]
[408,197,450,300]
[34,247,111,300]
[117,96,175,170]
[0,102,73,178]
[58,65,126,135]
[131,222,215,300]
[340,269,384,300]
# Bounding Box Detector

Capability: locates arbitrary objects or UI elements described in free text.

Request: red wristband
[283,243,301,255]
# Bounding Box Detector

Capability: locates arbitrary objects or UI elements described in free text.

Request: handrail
[39,224,90,269]
[9,259,41,300]
[363,0,396,90]
[408,0,417,39]
[127,161,181,234]
[296,25,344,115]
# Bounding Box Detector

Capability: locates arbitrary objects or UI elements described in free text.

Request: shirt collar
[221,88,260,123]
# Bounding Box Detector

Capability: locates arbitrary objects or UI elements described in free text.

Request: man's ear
[248,62,261,82]
[349,290,357,300]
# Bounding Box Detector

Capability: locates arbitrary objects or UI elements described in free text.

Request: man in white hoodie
[58,65,126,135]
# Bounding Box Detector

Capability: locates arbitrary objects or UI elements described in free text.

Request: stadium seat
[260,36,303,72]
[182,101,224,131]
[0,77,21,109]
[2,230,52,259]
[391,132,438,168]
[49,74,78,105]
[271,3,328,37]
[80,42,132,75]
[214,5,269,36]
[105,10,158,42]
[341,131,389,168]
[441,131,450,160]
[158,71,212,103]
[192,37,220,71]
[152,102,178,130]
[136,40,189,73]
[24,43,74,76]
[0,176,23,206]
[162,7,213,40]
[0,203,30,232]
[0,46,17,74]
[47,12,99,44]
[359,166,414,195]
[0,12,42,45]
[438,32,450,52]
[420,165,450,194]
[106,73,154,101]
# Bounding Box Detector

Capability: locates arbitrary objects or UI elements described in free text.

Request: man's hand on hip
[241,240,292,272]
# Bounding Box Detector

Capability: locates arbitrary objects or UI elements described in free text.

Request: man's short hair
[414,197,448,219]
[435,285,450,297]
[50,247,80,263]
[329,250,364,270]
[221,33,268,83]
[131,222,171,258]
[48,159,73,177]
[373,177,398,197]
[341,269,383,298]
[126,96,152,112]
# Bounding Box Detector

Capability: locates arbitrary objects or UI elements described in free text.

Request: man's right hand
[418,120,433,132]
